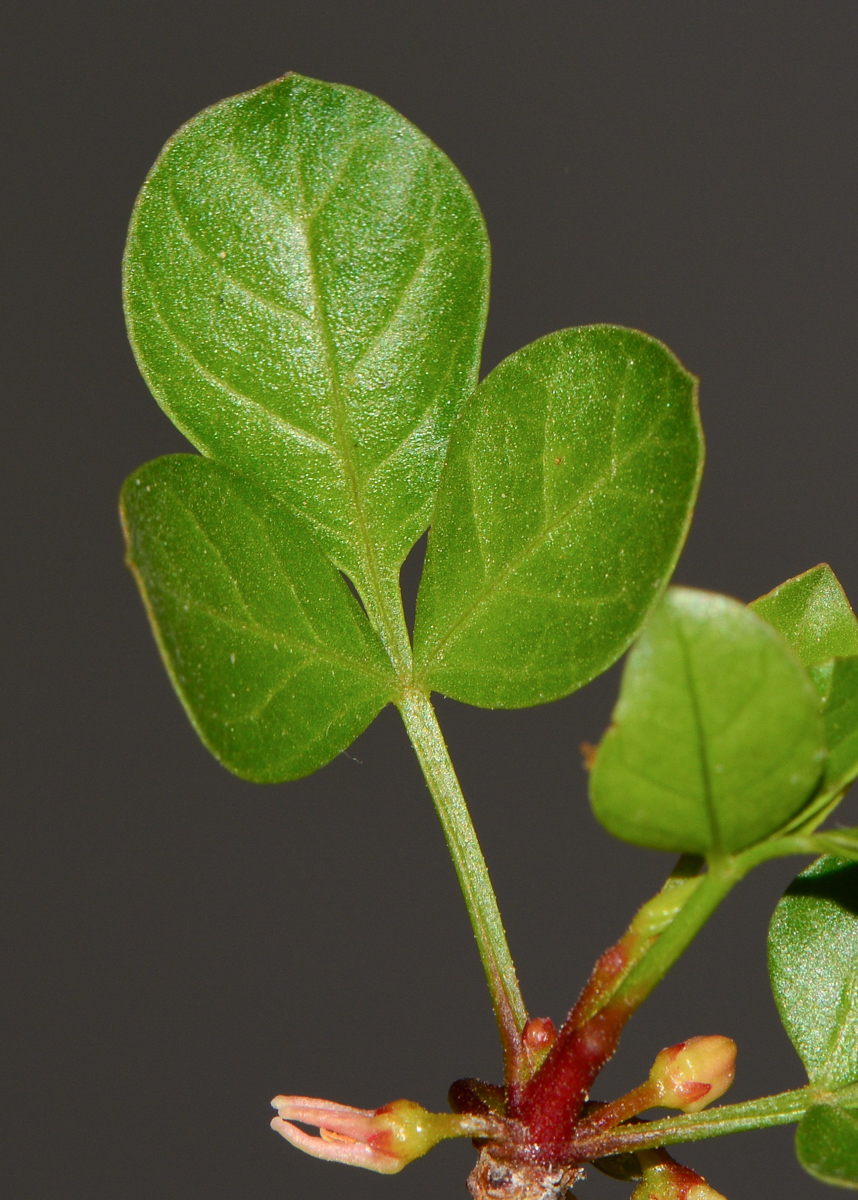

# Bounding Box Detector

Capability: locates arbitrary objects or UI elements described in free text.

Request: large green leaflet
[754,565,858,796]
[589,588,825,855]
[121,456,396,782]
[124,74,489,612]
[769,857,858,1187]
[413,327,703,707]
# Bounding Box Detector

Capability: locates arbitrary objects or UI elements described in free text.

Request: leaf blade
[769,857,858,1089]
[590,588,826,855]
[121,456,396,782]
[413,326,703,706]
[822,658,858,792]
[796,1103,858,1188]
[124,74,489,604]
[751,563,858,669]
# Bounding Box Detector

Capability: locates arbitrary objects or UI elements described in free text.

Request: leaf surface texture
[121,456,396,781]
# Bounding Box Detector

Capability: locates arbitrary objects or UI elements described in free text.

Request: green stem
[358,563,414,680]
[569,855,705,1029]
[398,687,528,1076]
[572,1081,858,1159]
[610,860,740,1014]
[610,812,858,1021]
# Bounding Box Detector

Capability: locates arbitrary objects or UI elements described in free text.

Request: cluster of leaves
[121,72,701,779]
[121,74,858,1190]
[591,563,858,1186]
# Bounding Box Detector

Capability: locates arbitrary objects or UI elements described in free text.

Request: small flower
[648,1035,736,1113]
[271,1094,502,1174]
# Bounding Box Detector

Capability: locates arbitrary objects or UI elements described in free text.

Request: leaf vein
[139,268,338,459]
[420,407,679,673]
[156,581,391,685]
[165,185,315,328]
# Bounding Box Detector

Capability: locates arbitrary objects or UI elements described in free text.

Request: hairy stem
[568,854,705,1029]
[570,1081,858,1160]
[609,860,740,1015]
[505,858,734,1153]
[398,688,528,1079]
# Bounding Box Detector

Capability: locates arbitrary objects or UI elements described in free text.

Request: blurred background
[3,2,858,1196]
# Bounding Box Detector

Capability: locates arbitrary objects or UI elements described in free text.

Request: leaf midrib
[674,615,723,856]
[290,138,412,672]
[819,947,858,1087]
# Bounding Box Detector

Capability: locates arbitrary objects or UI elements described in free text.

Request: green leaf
[413,326,703,707]
[590,588,825,855]
[797,1103,858,1189]
[751,563,858,669]
[752,565,858,802]
[123,74,489,616]
[768,856,858,1088]
[822,658,858,792]
[120,455,396,782]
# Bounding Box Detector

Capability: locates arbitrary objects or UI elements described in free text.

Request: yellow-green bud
[648,1035,736,1113]
[631,1154,728,1200]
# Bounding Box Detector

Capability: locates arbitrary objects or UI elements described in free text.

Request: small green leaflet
[124,74,489,614]
[796,1104,858,1189]
[413,327,703,707]
[590,588,825,855]
[121,456,396,782]
[753,565,858,798]
[769,857,858,1088]
[751,563,858,668]
[770,857,858,1188]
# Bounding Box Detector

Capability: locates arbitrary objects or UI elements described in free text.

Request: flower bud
[522,1015,557,1070]
[648,1035,736,1113]
[630,1152,728,1199]
[632,1174,727,1200]
[271,1094,500,1174]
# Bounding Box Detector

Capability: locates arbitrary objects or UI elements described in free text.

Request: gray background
[4,2,858,1196]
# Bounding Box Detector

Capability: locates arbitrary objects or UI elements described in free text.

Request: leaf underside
[590,588,825,855]
[413,326,703,708]
[121,456,396,782]
[124,73,490,603]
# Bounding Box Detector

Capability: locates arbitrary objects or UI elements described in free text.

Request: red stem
[507,1001,631,1161]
